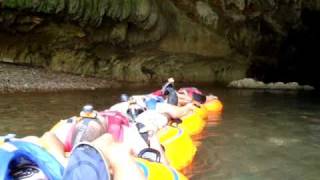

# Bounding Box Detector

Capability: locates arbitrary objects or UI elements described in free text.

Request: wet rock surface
[228,78,315,90]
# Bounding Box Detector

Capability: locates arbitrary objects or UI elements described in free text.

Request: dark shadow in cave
[247,8,320,89]
[278,8,320,89]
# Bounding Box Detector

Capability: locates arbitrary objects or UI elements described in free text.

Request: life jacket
[99,110,129,142]
[0,140,63,180]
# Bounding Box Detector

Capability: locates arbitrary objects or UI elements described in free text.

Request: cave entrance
[248,8,320,89]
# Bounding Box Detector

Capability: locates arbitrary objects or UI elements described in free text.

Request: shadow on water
[1,86,320,179]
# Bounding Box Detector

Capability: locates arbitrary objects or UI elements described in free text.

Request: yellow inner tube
[204,99,223,112]
[50,120,64,132]
[136,158,188,180]
[158,126,196,170]
[179,113,206,136]
[194,105,208,119]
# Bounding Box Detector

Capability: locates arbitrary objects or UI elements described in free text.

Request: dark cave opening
[249,8,320,89]
[278,8,320,88]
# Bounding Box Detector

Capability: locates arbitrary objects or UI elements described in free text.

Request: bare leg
[92,134,146,180]
[40,132,67,166]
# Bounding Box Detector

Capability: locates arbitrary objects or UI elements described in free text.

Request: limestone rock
[228,78,315,90]
[226,0,246,11]
[109,23,128,44]
[196,1,219,28]
[50,50,95,75]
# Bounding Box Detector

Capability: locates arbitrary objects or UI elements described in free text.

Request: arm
[38,132,68,166]
[156,103,194,119]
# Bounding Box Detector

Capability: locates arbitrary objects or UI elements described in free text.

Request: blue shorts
[63,143,110,180]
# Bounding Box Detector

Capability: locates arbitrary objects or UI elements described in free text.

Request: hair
[192,93,207,104]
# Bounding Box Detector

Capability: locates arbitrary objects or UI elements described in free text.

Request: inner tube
[136,158,187,180]
[204,99,223,112]
[157,126,196,170]
[193,105,209,119]
[0,140,64,180]
[179,113,206,136]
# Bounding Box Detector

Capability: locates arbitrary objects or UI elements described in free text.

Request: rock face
[0,0,239,84]
[228,78,315,90]
[196,1,219,27]
[0,0,319,87]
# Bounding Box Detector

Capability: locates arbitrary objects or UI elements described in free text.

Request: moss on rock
[50,50,95,75]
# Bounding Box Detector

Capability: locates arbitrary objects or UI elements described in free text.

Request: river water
[1,86,320,180]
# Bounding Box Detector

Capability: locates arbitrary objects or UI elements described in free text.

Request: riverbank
[0,63,119,93]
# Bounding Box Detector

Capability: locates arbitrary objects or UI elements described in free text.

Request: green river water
[1,86,320,180]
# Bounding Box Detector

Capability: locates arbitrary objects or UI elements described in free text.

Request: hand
[168,77,174,83]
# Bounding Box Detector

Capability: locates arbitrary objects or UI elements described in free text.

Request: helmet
[120,94,129,102]
[80,105,96,118]
[82,105,94,112]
